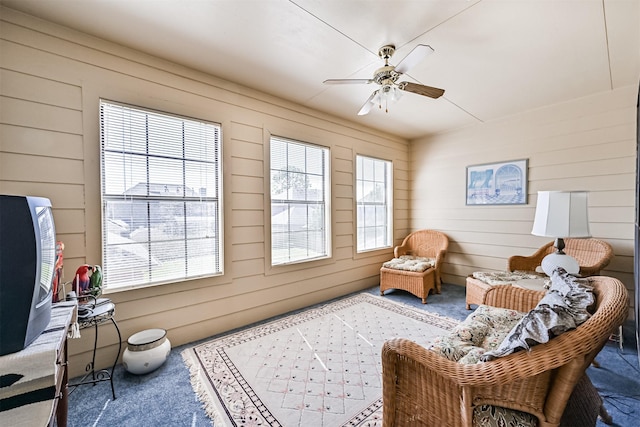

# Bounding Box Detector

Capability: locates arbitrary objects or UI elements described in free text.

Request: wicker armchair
[508,238,613,276]
[382,276,628,427]
[380,230,449,303]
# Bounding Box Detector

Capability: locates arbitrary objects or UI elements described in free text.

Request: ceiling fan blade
[399,82,445,99]
[323,79,373,85]
[357,91,377,116]
[395,44,434,74]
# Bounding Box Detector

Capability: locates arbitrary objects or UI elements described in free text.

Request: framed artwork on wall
[466,159,528,205]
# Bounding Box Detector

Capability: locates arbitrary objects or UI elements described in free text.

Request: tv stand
[0,302,77,427]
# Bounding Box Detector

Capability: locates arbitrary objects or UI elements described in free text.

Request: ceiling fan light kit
[324,44,445,116]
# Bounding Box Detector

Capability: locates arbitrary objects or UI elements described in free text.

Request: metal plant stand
[68,300,121,400]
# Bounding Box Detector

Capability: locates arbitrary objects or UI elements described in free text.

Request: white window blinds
[356,155,392,252]
[100,100,222,289]
[270,137,330,265]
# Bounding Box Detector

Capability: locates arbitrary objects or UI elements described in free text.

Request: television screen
[35,203,56,301]
[0,195,56,355]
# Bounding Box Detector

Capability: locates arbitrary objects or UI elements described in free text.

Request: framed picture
[466,159,528,205]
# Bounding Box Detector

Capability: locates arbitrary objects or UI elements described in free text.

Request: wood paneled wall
[410,85,638,316]
[2,6,636,376]
[0,8,409,377]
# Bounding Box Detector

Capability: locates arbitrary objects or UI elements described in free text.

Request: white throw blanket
[0,301,77,426]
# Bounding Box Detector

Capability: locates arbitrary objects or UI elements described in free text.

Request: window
[270,137,330,265]
[99,100,222,290]
[356,155,392,252]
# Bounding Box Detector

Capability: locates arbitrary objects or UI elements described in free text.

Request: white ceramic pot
[123,328,171,375]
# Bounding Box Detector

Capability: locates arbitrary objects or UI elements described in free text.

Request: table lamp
[531,191,591,276]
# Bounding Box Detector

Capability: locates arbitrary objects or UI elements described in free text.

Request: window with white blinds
[99,100,222,289]
[270,137,330,265]
[356,155,392,252]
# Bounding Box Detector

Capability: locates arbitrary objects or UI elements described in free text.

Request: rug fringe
[181,348,226,426]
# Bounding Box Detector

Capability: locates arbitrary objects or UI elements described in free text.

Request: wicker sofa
[507,238,613,276]
[382,276,628,427]
[380,229,449,303]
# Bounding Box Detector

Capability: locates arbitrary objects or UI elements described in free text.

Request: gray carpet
[67,284,640,426]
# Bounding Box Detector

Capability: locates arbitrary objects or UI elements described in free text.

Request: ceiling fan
[323,44,445,115]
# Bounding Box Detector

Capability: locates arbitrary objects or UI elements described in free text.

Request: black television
[0,195,56,355]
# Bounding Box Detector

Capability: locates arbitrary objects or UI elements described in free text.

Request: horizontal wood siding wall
[0,8,409,377]
[410,85,638,317]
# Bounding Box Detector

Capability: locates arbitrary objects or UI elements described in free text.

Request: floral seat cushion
[429,305,525,364]
[472,270,544,285]
[382,255,435,272]
[473,404,538,427]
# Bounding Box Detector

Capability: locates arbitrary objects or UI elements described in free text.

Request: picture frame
[466,159,528,205]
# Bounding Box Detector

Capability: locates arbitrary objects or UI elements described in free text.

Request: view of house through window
[356,155,392,252]
[99,100,222,289]
[270,137,330,265]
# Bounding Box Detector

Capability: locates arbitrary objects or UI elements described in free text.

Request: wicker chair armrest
[507,242,554,272]
[507,255,542,272]
[393,244,409,257]
[384,337,587,389]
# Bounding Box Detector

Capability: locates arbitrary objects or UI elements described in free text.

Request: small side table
[68,300,121,400]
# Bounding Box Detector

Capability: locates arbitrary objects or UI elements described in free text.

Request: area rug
[182,292,457,426]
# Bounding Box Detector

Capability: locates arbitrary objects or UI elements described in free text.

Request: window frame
[99,99,224,291]
[355,154,393,253]
[269,135,332,267]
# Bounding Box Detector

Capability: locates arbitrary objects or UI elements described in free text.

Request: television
[0,195,56,355]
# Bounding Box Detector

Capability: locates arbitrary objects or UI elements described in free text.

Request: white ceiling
[2,0,639,139]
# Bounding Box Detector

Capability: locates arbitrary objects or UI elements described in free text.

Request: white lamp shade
[531,191,591,238]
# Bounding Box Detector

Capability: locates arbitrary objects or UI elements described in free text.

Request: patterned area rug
[182,293,457,426]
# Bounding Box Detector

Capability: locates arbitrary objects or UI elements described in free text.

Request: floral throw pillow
[480,268,594,361]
